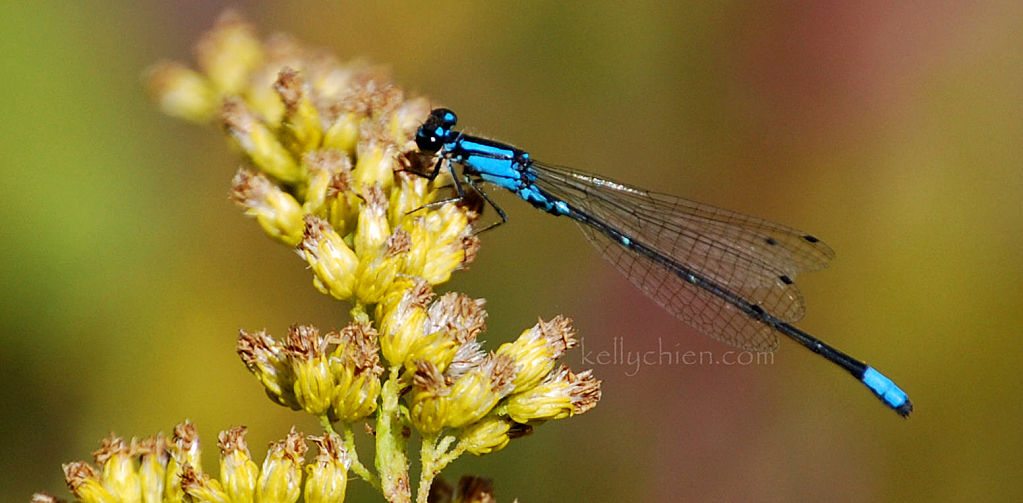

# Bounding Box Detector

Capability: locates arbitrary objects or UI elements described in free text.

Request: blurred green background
[3,1,1021,501]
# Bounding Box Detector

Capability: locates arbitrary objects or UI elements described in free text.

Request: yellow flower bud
[383,98,431,147]
[408,360,450,434]
[145,62,216,122]
[286,325,336,415]
[498,316,577,392]
[195,12,263,95]
[231,168,305,246]
[274,67,323,153]
[298,216,359,302]
[354,184,391,256]
[180,464,231,503]
[92,436,141,503]
[162,421,202,503]
[217,427,259,503]
[351,141,396,192]
[505,367,601,423]
[403,203,473,285]
[257,430,307,503]
[460,416,513,455]
[237,328,300,410]
[355,229,409,304]
[304,434,352,503]
[62,462,115,503]
[330,323,384,422]
[323,112,364,155]
[376,277,432,367]
[302,150,354,229]
[444,354,516,429]
[137,435,170,503]
[222,98,303,184]
[388,172,437,226]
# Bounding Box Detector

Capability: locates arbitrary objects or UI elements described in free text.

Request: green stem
[416,433,439,503]
[350,302,370,324]
[318,416,334,433]
[376,366,411,503]
[416,432,465,503]
[432,436,467,473]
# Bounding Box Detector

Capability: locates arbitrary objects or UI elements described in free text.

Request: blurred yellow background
[3,1,1021,501]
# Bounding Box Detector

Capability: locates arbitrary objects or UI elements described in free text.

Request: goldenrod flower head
[61,462,112,503]
[375,276,431,367]
[497,315,577,392]
[446,338,487,380]
[413,291,488,373]
[147,11,477,309]
[301,149,356,234]
[170,421,202,481]
[137,435,170,503]
[91,436,142,503]
[408,360,450,434]
[237,328,300,410]
[304,434,352,503]
[147,421,200,502]
[222,97,303,184]
[329,323,384,422]
[145,62,216,122]
[352,186,409,304]
[217,427,259,503]
[504,366,601,423]
[354,184,391,255]
[285,324,336,415]
[405,204,478,285]
[388,172,439,225]
[459,417,513,456]
[239,322,386,423]
[423,291,488,342]
[257,428,307,503]
[460,418,533,456]
[194,11,263,95]
[298,215,359,301]
[231,168,305,246]
[445,354,517,429]
[45,423,358,503]
[352,139,398,194]
[322,109,362,154]
[274,67,323,154]
[408,353,516,434]
[180,464,231,502]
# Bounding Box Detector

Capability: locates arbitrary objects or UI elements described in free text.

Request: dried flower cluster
[35,423,347,503]
[37,11,600,503]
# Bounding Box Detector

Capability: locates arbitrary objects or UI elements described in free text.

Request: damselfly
[414,108,912,416]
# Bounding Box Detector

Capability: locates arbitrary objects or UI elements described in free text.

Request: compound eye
[415,126,442,152]
[416,108,458,153]
[432,108,457,128]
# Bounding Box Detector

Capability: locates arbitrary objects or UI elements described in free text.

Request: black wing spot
[802,235,820,243]
[779,275,793,285]
[749,304,766,316]
[765,237,778,246]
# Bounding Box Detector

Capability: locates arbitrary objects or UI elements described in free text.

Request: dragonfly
[413,108,912,417]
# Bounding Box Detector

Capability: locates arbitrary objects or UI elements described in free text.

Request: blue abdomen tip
[862,367,913,417]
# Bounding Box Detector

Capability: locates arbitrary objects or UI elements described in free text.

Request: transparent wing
[530,162,836,351]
